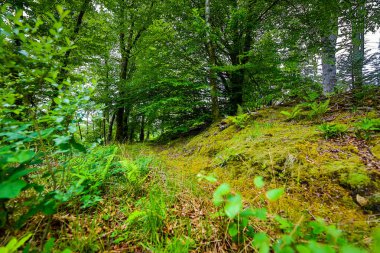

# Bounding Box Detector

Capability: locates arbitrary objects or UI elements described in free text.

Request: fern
[280,105,303,121]
[308,99,330,119]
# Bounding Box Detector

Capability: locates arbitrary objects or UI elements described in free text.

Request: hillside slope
[147,103,380,242]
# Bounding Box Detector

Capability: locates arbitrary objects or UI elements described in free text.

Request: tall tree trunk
[115,107,124,142]
[107,112,116,143]
[103,117,106,144]
[205,0,220,121]
[322,16,338,94]
[351,0,366,89]
[115,30,128,142]
[139,115,145,142]
[123,107,130,142]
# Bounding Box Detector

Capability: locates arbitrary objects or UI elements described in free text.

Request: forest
[1,0,380,252]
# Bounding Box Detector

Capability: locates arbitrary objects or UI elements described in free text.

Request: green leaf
[228,223,239,237]
[54,136,71,146]
[70,138,86,153]
[296,244,311,253]
[213,183,230,206]
[127,210,146,224]
[42,238,55,253]
[225,194,242,219]
[0,179,27,199]
[252,232,270,253]
[0,233,32,252]
[68,124,77,133]
[253,208,267,220]
[326,225,342,239]
[372,227,380,253]
[265,188,284,201]
[7,150,34,164]
[340,245,367,253]
[254,176,265,188]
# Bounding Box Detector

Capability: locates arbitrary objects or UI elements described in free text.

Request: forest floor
[3,95,380,252]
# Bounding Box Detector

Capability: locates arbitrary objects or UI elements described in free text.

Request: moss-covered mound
[153,105,380,242]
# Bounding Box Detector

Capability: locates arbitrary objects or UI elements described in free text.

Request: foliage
[56,146,118,208]
[280,105,303,121]
[0,6,89,229]
[226,114,250,129]
[318,123,349,139]
[201,175,374,252]
[355,118,380,140]
[0,234,32,253]
[307,100,330,119]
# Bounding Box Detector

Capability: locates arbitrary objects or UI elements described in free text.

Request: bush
[280,104,303,121]
[308,99,330,119]
[0,6,90,229]
[199,174,377,252]
[355,118,380,140]
[318,123,348,139]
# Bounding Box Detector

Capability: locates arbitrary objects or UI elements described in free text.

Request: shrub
[318,123,348,139]
[0,6,90,229]
[308,99,330,119]
[227,114,250,129]
[199,174,375,252]
[355,118,380,140]
[280,104,303,121]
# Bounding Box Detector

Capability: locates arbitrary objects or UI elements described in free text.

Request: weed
[355,118,380,140]
[303,91,320,103]
[280,105,303,121]
[308,99,330,119]
[201,175,375,252]
[0,234,32,253]
[226,114,250,129]
[318,123,348,139]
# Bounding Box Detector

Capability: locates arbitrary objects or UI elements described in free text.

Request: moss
[339,172,371,189]
[371,140,380,159]
[131,104,380,244]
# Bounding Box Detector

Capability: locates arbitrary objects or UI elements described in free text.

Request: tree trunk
[107,112,116,143]
[115,107,124,142]
[322,20,338,94]
[139,115,145,142]
[123,107,130,142]
[205,0,220,121]
[102,117,106,144]
[351,0,366,88]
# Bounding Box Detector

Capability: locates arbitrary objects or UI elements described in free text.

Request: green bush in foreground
[199,174,378,253]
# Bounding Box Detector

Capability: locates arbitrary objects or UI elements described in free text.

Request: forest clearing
[1,0,380,252]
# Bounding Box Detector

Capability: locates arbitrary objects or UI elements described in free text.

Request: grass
[1,105,379,252]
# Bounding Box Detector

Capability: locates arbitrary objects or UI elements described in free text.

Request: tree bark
[107,112,116,143]
[103,117,106,144]
[115,107,125,142]
[351,0,366,88]
[322,14,338,94]
[139,115,145,142]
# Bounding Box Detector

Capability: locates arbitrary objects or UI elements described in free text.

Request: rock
[356,194,369,206]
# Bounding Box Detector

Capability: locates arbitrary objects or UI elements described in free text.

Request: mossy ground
[145,105,380,244]
[2,104,379,252]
